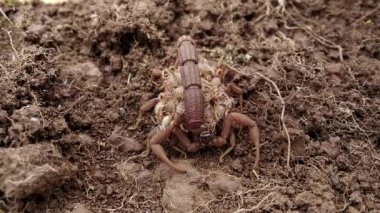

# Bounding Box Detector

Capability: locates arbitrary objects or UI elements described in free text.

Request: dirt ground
[0,0,379,212]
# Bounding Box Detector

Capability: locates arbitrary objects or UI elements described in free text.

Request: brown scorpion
[129,35,260,173]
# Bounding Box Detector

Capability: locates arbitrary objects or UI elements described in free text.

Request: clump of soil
[0,143,74,200]
[0,0,379,212]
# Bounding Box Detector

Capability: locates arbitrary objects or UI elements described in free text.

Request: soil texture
[0,0,379,212]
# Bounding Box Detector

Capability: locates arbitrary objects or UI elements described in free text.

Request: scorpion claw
[219,131,236,163]
[171,145,188,159]
[129,98,160,130]
[151,144,187,173]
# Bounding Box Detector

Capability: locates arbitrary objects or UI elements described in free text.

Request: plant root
[2,28,19,60]
[0,8,13,25]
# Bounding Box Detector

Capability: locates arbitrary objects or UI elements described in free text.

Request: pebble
[207,173,243,196]
[135,170,154,185]
[106,185,113,195]
[71,204,93,213]
[231,159,243,172]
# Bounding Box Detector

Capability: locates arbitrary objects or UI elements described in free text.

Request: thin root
[253,72,292,169]
[30,91,46,127]
[352,4,380,26]
[2,28,20,60]
[0,8,13,25]
[233,192,275,213]
[283,16,344,62]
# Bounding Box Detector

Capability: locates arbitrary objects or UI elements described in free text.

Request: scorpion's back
[177,35,205,131]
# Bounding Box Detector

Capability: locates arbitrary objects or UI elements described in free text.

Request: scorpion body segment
[177,35,205,130]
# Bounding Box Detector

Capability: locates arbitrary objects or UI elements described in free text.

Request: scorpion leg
[219,130,236,163]
[149,124,187,173]
[172,127,201,153]
[227,83,244,111]
[168,135,187,159]
[211,112,260,168]
[128,98,160,130]
[171,144,188,159]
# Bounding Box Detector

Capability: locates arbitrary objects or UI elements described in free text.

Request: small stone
[263,20,278,34]
[110,55,123,73]
[291,132,309,159]
[118,107,127,118]
[104,65,112,73]
[0,143,74,199]
[336,154,350,171]
[326,63,345,74]
[349,191,363,204]
[360,181,372,192]
[312,51,326,61]
[27,24,45,35]
[294,31,309,47]
[25,24,46,43]
[51,117,69,134]
[135,170,154,185]
[346,206,361,213]
[206,173,243,196]
[89,14,99,26]
[108,126,143,152]
[286,186,296,195]
[0,110,9,125]
[320,136,340,159]
[71,204,93,213]
[233,143,244,156]
[161,160,207,213]
[107,111,120,121]
[106,185,113,196]
[93,170,105,180]
[231,159,243,172]
[94,184,104,197]
[109,134,143,152]
[329,136,340,144]
[295,191,319,206]
[154,163,173,180]
[48,199,58,209]
[77,134,94,147]
[329,172,343,192]
[328,49,341,60]
[61,62,102,89]
[117,162,142,181]
[143,160,154,169]
[65,114,92,130]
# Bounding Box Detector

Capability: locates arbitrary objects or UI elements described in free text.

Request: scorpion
[129,35,260,173]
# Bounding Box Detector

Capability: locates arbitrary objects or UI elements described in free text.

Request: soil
[0,0,379,212]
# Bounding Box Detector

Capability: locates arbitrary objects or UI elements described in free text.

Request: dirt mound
[0,0,379,212]
[0,143,74,200]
